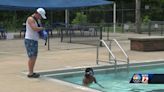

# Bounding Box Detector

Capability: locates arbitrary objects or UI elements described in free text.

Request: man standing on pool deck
[24,8,46,78]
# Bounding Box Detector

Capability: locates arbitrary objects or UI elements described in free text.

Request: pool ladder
[96,39,129,72]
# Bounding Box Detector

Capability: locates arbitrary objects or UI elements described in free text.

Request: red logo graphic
[142,74,149,83]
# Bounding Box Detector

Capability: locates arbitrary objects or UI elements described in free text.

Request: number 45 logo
[142,74,149,83]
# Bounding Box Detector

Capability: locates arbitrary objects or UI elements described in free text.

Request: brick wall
[130,39,164,51]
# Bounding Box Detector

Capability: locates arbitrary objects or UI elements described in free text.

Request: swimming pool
[42,61,164,92]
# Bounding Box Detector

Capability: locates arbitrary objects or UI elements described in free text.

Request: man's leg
[28,56,37,75]
[25,39,39,78]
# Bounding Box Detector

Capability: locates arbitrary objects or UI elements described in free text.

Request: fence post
[61,29,63,42]
[47,32,50,50]
[161,22,163,36]
[148,21,151,36]
[100,26,102,47]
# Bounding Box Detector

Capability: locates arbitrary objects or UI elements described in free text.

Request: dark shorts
[24,39,38,58]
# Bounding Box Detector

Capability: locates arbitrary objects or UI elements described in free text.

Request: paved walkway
[0,32,164,92]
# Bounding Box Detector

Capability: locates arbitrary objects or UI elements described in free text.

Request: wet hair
[85,68,94,76]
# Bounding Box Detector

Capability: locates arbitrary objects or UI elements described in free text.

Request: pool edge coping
[22,59,164,92]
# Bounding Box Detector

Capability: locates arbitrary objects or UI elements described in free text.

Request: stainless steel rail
[96,39,129,71]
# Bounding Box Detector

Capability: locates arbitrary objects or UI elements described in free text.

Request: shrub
[71,12,87,25]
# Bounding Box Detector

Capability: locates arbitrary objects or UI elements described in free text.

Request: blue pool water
[49,65,164,92]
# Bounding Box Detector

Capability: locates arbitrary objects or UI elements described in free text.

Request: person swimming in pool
[83,68,97,86]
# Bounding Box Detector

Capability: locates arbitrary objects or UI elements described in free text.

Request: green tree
[143,15,151,24]
[71,12,87,25]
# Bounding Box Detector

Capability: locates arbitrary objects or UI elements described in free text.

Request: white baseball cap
[37,8,46,19]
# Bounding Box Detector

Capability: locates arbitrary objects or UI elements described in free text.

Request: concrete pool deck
[0,32,164,92]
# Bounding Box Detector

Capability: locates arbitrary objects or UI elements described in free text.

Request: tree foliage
[0,0,163,31]
[71,12,87,25]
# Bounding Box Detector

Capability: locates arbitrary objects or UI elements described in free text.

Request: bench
[129,36,164,51]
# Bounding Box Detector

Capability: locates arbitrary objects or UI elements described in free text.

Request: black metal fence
[60,24,102,46]
[148,21,164,36]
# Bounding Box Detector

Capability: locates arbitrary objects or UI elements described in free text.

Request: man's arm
[28,17,44,32]
[93,77,97,83]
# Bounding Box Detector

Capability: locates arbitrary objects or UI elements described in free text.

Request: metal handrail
[113,39,128,59]
[97,39,117,71]
[96,39,129,71]
[101,40,116,60]
[112,39,129,70]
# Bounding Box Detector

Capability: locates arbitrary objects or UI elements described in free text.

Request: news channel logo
[132,74,149,83]
[132,74,142,83]
[141,74,149,83]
